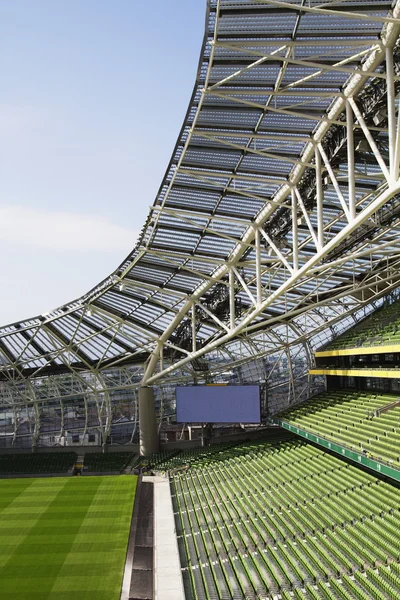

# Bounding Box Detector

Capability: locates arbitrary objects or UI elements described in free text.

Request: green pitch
[0,475,137,600]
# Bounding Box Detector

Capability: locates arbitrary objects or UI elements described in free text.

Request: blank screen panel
[176,385,260,423]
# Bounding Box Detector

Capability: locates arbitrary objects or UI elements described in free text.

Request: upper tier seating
[0,451,77,475]
[171,435,400,600]
[83,451,134,472]
[278,390,400,464]
[321,298,400,351]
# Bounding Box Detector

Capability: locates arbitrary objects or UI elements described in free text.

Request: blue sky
[0,0,205,324]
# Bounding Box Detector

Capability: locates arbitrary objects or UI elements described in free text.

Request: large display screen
[176,385,261,423]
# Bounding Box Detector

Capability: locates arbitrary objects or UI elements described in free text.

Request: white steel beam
[348,97,391,183]
[196,302,230,333]
[232,266,257,307]
[252,0,400,25]
[211,43,385,81]
[144,181,400,384]
[317,144,351,222]
[2,0,399,393]
[259,228,294,274]
[294,187,321,251]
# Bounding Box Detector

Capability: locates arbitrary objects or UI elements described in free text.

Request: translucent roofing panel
[0,0,395,379]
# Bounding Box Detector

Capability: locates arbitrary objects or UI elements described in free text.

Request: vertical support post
[315,147,324,246]
[291,188,299,272]
[287,349,296,405]
[394,104,400,183]
[348,98,391,183]
[12,405,18,447]
[386,46,396,181]
[192,305,197,353]
[139,386,159,455]
[59,399,65,445]
[346,100,356,220]
[255,227,262,305]
[27,380,40,451]
[128,388,138,444]
[229,268,235,330]
[83,394,88,442]
[98,373,112,448]
[33,401,40,450]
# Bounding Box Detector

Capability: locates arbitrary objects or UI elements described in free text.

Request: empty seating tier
[0,451,77,475]
[317,298,400,354]
[171,436,400,599]
[83,451,134,472]
[278,390,400,465]
[140,432,290,472]
[140,441,250,472]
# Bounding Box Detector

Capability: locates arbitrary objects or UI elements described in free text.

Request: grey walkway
[147,475,185,600]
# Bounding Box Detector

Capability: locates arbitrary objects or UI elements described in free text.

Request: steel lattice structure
[1,0,400,435]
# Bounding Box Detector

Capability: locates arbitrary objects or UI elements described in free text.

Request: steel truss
[0,0,399,422]
[142,0,400,384]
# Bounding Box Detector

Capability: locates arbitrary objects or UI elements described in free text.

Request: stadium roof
[1,0,400,384]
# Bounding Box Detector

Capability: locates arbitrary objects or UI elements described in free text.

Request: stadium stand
[139,432,290,472]
[170,435,400,599]
[83,451,134,472]
[140,442,246,472]
[1,0,400,597]
[318,299,400,352]
[278,390,400,464]
[0,451,77,475]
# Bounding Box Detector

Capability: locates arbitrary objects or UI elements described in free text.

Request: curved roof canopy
[1,0,400,383]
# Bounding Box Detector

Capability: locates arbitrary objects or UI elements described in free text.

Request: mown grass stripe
[0,479,35,513]
[50,477,137,598]
[1,478,103,597]
[0,475,136,600]
[0,479,70,568]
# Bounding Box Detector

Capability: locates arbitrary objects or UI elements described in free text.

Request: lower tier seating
[0,451,77,474]
[278,390,400,464]
[141,431,289,472]
[83,451,134,472]
[171,435,400,599]
[140,441,247,471]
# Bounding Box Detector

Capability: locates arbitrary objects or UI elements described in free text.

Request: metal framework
[1,0,400,424]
